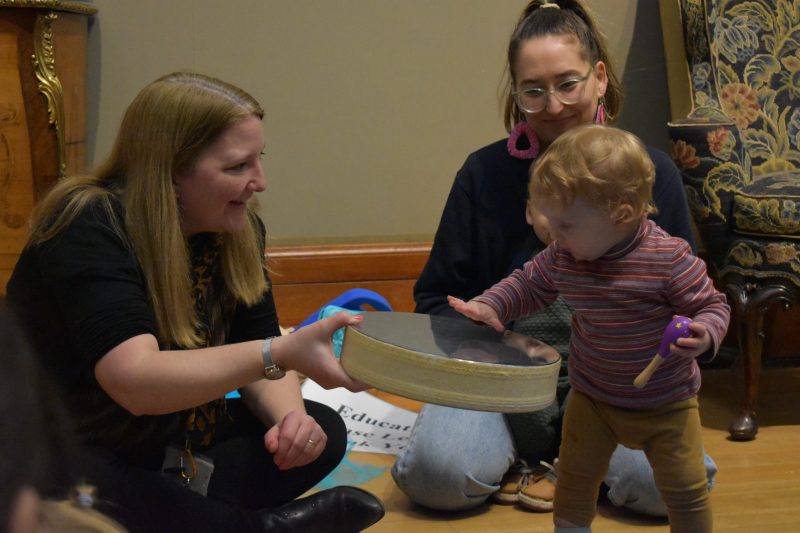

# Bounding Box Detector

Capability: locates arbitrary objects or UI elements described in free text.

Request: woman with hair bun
[392,0,717,522]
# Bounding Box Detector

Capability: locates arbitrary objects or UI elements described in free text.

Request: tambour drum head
[340,312,561,412]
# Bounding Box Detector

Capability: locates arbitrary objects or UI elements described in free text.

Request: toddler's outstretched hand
[670,321,712,359]
[447,296,505,332]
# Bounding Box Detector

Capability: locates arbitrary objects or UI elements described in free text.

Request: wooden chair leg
[726,285,763,440]
[724,275,798,441]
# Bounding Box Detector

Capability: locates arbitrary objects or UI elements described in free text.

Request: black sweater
[7,199,279,459]
[414,138,697,317]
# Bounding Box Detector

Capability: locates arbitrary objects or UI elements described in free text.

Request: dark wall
[616,3,671,153]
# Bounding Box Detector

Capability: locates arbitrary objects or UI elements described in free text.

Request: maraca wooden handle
[633,353,664,389]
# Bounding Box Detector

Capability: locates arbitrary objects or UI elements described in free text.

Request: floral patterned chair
[660,0,800,440]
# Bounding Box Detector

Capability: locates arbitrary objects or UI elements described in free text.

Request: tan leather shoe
[518,459,557,512]
[492,460,534,504]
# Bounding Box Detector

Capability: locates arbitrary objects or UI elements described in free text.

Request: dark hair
[0,303,76,528]
[501,0,623,130]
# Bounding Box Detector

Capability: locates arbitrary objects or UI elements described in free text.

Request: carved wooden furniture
[660,0,800,440]
[0,0,96,294]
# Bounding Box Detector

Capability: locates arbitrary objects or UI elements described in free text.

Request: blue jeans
[391,403,717,515]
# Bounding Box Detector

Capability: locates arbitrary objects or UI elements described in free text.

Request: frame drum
[340,312,561,412]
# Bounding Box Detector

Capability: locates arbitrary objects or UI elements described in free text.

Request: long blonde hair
[28,72,269,348]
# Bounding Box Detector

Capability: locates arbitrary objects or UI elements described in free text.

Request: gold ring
[306,439,315,446]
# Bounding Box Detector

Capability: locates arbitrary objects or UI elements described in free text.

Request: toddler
[449,125,730,532]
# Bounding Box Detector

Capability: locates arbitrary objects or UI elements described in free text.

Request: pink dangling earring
[507,121,541,159]
[594,97,607,125]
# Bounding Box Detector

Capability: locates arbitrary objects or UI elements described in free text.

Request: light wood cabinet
[0,1,95,294]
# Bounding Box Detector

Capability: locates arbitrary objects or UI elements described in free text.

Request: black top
[414,138,697,317]
[6,198,279,460]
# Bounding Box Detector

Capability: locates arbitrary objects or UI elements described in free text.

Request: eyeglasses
[513,65,595,114]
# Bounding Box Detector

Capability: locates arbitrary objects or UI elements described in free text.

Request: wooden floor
[346,366,800,532]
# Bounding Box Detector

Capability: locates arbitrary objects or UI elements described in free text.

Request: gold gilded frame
[2,0,97,177]
[31,10,65,177]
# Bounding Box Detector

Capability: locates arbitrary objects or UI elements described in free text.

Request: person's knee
[660,481,709,510]
[603,447,717,517]
[604,445,666,516]
[391,453,495,511]
[391,406,514,510]
[305,400,348,467]
[393,472,495,511]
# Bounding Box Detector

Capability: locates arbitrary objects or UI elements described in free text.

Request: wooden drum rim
[340,315,561,413]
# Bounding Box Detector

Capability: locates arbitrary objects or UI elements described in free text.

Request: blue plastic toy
[295,288,392,330]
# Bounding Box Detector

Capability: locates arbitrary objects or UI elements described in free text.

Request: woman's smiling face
[174,115,266,236]
[514,34,607,147]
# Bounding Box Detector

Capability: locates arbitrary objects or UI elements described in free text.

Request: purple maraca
[633,316,693,389]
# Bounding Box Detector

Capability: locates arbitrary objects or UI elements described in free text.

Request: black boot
[258,486,384,532]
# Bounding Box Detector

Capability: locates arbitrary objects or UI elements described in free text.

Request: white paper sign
[301,379,418,455]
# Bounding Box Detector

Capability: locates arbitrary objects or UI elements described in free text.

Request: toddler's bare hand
[447,296,505,332]
[670,321,711,359]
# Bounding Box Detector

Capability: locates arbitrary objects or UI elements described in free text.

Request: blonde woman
[6,72,383,532]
